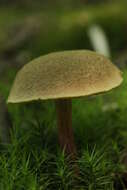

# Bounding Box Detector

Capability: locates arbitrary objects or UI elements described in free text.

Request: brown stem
[55,99,77,160]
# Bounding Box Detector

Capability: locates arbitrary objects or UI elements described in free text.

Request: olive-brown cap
[7,50,123,103]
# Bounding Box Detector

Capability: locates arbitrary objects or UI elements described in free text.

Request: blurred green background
[0,0,127,189]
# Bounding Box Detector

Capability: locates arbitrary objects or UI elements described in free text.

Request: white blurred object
[87,24,111,57]
[102,102,118,112]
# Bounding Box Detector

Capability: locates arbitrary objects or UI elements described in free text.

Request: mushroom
[7,50,123,160]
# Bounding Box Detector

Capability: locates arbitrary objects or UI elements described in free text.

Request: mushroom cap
[7,50,123,103]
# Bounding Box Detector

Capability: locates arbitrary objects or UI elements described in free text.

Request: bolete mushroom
[7,50,123,160]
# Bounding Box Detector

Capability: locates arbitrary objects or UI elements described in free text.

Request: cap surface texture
[7,50,123,103]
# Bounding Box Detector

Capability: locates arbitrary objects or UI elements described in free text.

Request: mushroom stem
[55,99,77,160]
